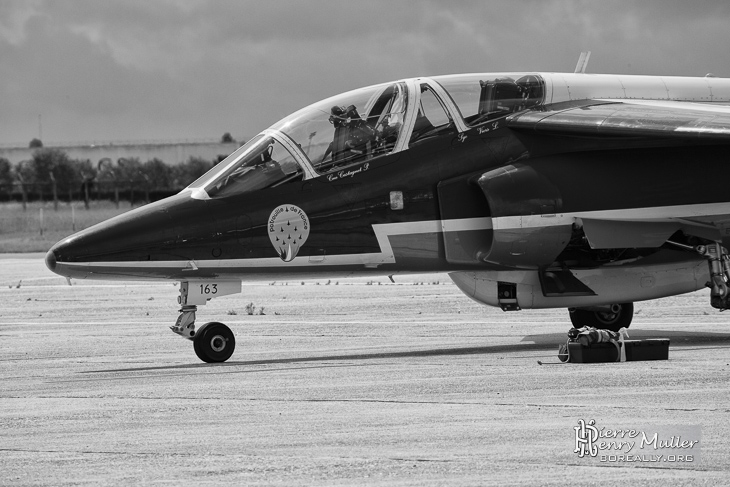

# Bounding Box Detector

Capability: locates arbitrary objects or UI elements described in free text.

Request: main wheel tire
[193,322,236,363]
[569,303,633,333]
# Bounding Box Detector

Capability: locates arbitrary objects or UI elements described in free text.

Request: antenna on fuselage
[574,51,591,74]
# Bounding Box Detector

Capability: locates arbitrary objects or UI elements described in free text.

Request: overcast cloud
[2,0,730,145]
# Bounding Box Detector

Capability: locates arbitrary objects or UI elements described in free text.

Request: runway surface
[2,254,729,485]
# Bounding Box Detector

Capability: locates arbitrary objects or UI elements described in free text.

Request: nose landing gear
[171,305,197,339]
[170,280,242,363]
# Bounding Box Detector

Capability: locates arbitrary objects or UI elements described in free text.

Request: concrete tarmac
[1,254,729,485]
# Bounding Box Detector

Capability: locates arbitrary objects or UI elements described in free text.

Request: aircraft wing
[498,99,730,254]
[507,99,730,140]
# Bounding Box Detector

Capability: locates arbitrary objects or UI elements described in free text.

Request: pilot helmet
[329,105,346,126]
[344,105,361,121]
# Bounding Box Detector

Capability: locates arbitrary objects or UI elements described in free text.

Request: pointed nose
[45,248,57,272]
[43,191,208,280]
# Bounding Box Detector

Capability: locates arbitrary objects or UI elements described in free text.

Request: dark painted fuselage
[46,122,527,280]
[45,72,730,313]
[46,124,730,281]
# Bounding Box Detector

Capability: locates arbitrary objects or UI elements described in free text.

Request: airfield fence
[0,181,179,207]
[0,147,222,209]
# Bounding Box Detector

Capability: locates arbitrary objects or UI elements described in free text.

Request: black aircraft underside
[45,71,730,362]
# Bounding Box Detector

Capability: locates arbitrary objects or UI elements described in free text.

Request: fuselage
[46,72,730,309]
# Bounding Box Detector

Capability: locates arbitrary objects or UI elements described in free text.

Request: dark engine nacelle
[476,164,572,268]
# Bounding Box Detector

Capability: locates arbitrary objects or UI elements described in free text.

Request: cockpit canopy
[204,134,304,198]
[273,81,407,173]
[431,73,544,126]
[188,73,544,199]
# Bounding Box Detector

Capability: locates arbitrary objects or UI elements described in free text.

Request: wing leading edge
[507,99,730,140]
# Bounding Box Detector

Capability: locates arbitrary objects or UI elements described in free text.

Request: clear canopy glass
[433,74,544,126]
[187,74,545,199]
[203,135,303,198]
[271,81,407,173]
[189,81,408,198]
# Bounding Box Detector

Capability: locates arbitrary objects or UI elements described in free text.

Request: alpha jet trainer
[46,68,730,362]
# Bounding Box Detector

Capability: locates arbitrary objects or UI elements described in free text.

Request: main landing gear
[696,242,730,310]
[567,240,730,329]
[671,240,730,310]
[569,303,633,333]
[170,280,242,363]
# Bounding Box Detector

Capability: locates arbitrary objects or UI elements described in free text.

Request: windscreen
[201,135,303,198]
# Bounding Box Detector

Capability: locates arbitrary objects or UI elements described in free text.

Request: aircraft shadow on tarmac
[86,342,552,374]
[85,329,730,374]
[522,329,730,347]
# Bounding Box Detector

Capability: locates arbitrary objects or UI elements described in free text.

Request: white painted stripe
[441,217,492,232]
[54,203,730,275]
[492,202,730,230]
[56,218,487,272]
[493,215,574,230]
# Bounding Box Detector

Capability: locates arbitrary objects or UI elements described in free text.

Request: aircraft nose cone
[45,248,57,273]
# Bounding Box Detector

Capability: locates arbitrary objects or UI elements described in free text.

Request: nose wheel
[193,322,236,363]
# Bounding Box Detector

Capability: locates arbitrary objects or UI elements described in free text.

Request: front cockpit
[274,81,408,173]
[187,73,545,199]
[46,72,546,282]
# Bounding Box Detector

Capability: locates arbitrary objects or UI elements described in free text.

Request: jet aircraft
[46,66,730,362]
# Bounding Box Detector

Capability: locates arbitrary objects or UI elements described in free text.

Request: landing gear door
[437,174,492,265]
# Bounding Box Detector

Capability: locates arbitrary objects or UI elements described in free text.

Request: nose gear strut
[171,305,197,340]
[697,242,730,310]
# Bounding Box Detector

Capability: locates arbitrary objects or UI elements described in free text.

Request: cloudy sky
[2,0,730,146]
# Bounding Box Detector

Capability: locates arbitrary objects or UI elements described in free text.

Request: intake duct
[476,164,572,268]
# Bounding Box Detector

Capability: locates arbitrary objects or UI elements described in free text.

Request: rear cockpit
[432,74,544,126]
[187,73,545,199]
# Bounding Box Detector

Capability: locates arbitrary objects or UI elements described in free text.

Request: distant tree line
[0,148,226,210]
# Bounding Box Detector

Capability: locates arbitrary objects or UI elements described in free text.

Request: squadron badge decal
[268,205,310,262]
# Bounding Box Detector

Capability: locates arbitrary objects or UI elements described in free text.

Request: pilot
[323,105,376,165]
[329,105,346,127]
[323,105,348,164]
